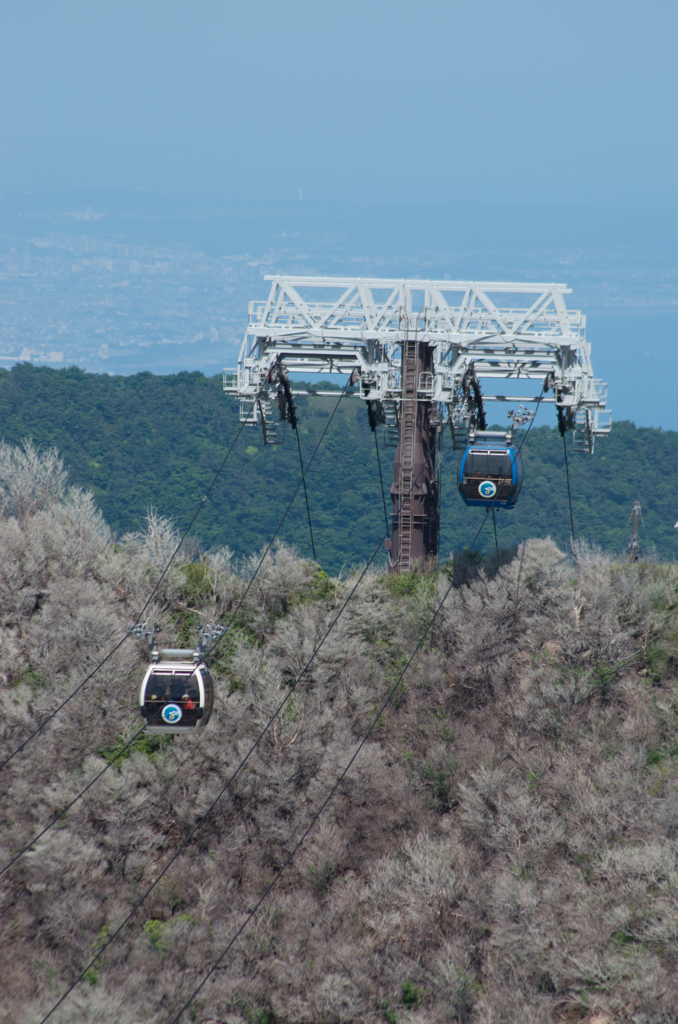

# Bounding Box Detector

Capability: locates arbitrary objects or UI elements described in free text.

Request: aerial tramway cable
[366,399,390,536]
[166,508,494,1024]
[276,364,317,561]
[0,414,251,773]
[295,423,316,561]
[36,440,440,1024]
[0,724,149,876]
[556,403,576,545]
[437,432,444,560]
[36,382,548,1022]
[374,430,390,536]
[5,384,351,882]
[562,434,576,544]
[503,383,547,601]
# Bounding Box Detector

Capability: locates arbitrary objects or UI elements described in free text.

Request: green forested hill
[0,362,675,573]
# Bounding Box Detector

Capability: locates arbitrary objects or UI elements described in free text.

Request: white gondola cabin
[139,650,214,735]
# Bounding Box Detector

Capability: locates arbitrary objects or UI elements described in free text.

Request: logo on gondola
[161,703,183,724]
[478,480,497,498]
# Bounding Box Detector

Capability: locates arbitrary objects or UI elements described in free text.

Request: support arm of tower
[225,275,610,451]
[223,275,611,572]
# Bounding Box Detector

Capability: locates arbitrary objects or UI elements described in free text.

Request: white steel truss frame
[224,275,611,446]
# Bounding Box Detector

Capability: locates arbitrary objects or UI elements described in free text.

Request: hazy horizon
[1,0,676,428]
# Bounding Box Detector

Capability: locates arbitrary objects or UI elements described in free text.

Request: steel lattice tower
[389,337,438,571]
[224,276,611,573]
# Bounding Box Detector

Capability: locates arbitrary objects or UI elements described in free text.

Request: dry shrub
[0,439,67,523]
[3,447,678,1022]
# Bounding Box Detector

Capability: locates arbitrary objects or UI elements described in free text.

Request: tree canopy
[1,363,674,574]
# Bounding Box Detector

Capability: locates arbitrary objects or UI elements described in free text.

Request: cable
[29,378,540,1016]
[459,383,544,563]
[514,537,527,604]
[0,416,250,773]
[35,380,501,1021]
[516,381,546,457]
[0,724,148,876]
[199,427,434,675]
[168,510,492,1024]
[0,635,129,773]
[505,381,549,601]
[374,430,390,536]
[366,401,389,537]
[277,365,316,561]
[295,424,316,561]
[198,382,350,660]
[457,379,545,566]
[437,432,443,561]
[467,509,492,557]
[7,386,350,888]
[1,693,182,879]
[486,379,546,568]
[36,432,438,1024]
[562,433,576,544]
[556,389,576,547]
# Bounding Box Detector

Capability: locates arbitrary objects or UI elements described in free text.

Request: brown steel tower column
[389,338,439,572]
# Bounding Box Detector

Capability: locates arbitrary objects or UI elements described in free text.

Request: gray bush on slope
[1,443,678,1023]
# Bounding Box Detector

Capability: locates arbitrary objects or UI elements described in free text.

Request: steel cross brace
[224,275,610,452]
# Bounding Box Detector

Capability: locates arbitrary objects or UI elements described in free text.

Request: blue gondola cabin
[457,436,524,509]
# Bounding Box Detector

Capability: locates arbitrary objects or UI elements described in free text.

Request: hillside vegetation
[2,442,678,1024]
[1,363,677,575]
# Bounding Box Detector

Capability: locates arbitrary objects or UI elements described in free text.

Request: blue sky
[2,0,677,208]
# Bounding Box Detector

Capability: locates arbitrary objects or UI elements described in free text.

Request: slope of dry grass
[1,441,678,1024]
